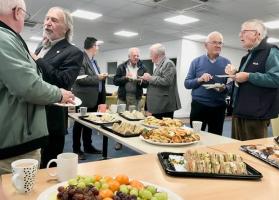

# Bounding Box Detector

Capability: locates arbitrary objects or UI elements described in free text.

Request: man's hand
[98,73,108,80]
[59,88,75,104]
[31,53,39,61]
[141,73,152,81]
[234,72,249,83]
[225,64,237,75]
[197,73,212,83]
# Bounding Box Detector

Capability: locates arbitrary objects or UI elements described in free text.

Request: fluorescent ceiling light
[96,40,104,45]
[114,30,138,37]
[164,15,199,25]
[264,20,279,29]
[267,37,279,43]
[71,9,102,20]
[184,34,207,40]
[29,36,43,41]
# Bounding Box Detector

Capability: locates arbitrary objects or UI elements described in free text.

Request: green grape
[84,176,93,185]
[94,181,101,190]
[119,185,129,194]
[139,189,153,199]
[77,182,86,189]
[68,178,78,186]
[146,185,157,195]
[151,197,159,200]
[101,182,109,190]
[154,192,168,200]
[130,188,139,196]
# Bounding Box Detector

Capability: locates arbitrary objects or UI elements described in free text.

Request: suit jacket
[35,39,83,133]
[72,52,106,108]
[146,57,181,114]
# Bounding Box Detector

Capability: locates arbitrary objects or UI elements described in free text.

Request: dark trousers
[153,111,174,119]
[41,106,67,168]
[72,94,104,152]
[190,100,226,135]
[231,116,269,141]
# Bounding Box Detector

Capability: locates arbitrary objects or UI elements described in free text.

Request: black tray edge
[118,112,144,121]
[240,146,279,169]
[101,124,141,138]
[274,136,279,145]
[79,116,121,126]
[157,152,263,180]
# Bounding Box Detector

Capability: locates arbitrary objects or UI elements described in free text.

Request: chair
[271,116,279,136]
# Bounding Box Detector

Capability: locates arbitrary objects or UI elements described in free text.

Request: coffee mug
[11,159,38,193]
[46,153,78,182]
[78,107,87,116]
[192,121,203,133]
[117,104,126,113]
[110,104,118,113]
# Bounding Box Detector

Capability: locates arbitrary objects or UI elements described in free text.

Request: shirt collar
[206,53,219,63]
[44,37,65,48]
[156,56,166,67]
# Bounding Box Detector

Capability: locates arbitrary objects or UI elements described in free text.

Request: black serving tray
[79,115,121,126]
[157,152,262,180]
[101,124,141,138]
[275,136,279,145]
[118,112,144,121]
[240,145,279,169]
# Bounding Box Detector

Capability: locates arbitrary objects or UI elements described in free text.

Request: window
[107,62,117,85]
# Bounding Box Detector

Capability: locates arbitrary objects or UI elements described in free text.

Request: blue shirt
[184,54,231,107]
[90,59,102,92]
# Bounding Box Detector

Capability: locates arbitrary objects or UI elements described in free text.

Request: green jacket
[0,22,61,159]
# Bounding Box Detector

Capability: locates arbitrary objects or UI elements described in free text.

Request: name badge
[252,62,259,65]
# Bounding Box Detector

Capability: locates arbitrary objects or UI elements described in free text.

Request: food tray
[157,152,262,180]
[240,145,279,169]
[79,116,121,126]
[119,112,144,121]
[101,124,141,138]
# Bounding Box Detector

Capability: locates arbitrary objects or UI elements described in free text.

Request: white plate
[142,122,160,129]
[202,83,225,89]
[54,97,82,107]
[139,135,199,146]
[215,74,235,78]
[37,180,183,200]
[76,75,88,80]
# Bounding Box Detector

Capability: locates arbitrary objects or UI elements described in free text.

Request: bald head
[128,47,140,66]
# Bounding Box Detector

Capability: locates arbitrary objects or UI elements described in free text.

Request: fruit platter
[37,174,183,200]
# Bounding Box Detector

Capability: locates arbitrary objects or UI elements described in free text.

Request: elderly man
[142,43,181,119]
[113,47,148,110]
[0,0,74,174]
[72,37,106,159]
[225,19,279,140]
[32,7,83,167]
[185,31,231,135]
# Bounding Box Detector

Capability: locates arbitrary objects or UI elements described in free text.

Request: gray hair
[128,47,140,56]
[0,0,25,15]
[205,31,224,43]
[242,19,267,40]
[150,43,166,56]
[48,7,74,42]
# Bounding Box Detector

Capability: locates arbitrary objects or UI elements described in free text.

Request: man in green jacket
[0,0,75,175]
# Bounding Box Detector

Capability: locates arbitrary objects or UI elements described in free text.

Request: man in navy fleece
[185,31,231,135]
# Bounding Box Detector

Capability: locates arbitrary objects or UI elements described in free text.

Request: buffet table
[1,139,279,200]
[68,113,237,158]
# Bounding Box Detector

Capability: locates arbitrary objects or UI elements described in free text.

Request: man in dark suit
[72,37,106,159]
[142,43,181,119]
[32,7,83,168]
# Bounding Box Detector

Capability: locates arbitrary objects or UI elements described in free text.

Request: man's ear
[13,7,20,21]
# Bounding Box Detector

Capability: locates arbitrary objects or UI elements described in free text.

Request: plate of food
[54,97,82,107]
[101,122,147,137]
[140,127,200,146]
[76,75,88,80]
[119,110,145,121]
[202,83,225,89]
[79,113,120,125]
[157,151,262,180]
[142,116,183,128]
[37,175,183,200]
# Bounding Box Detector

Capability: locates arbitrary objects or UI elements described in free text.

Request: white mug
[11,159,38,193]
[110,104,118,113]
[46,153,78,182]
[192,121,203,133]
[78,107,87,116]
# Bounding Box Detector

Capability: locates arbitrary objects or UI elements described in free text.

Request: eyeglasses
[13,7,31,21]
[207,41,224,46]
[239,30,257,35]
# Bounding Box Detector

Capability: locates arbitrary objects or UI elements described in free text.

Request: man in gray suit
[142,43,181,119]
[72,37,106,159]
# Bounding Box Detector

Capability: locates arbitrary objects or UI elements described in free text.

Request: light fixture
[71,9,102,20]
[267,37,279,43]
[114,30,138,37]
[183,34,207,40]
[164,15,199,25]
[29,36,43,41]
[264,20,279,29]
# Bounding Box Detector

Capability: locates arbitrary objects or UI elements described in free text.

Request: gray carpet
[64,118,273,163]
